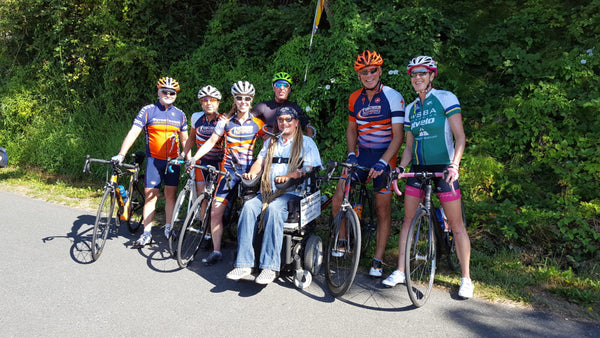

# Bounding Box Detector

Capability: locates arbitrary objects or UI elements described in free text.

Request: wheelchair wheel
[303,235,323,276]
[293,269,312,289]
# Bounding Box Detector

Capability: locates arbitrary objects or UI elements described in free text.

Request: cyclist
[251,72,313,136]
[382,55,473,299]
[226,106,322,284]
[331,50,405,278]
[189,81,265,265]
[170,85,224,241]
[112,76,189,247]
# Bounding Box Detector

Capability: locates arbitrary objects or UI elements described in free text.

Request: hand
[347,152,358,165]
[445,166,459,184]
[274,175,290,184]
[111,154,124,165]
[369,159,390,178]
[243,172,257,180]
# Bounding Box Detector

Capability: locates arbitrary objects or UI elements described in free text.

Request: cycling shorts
[350,147,395,194]
[405,164,461,202]
[194,159,222,184]
[213,165,247,206]
[145,157,180,189]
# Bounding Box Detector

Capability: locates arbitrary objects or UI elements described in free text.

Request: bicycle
[176,163,234,268]
[166,160,198,256]
[83,153,145,261]
[390,168,467,307]
[322,159,378,297]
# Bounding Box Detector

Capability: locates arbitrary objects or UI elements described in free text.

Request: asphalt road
[0,190,598,337]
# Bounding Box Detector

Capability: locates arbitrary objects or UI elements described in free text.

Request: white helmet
[231,81,255,96]
[407,55,438,76]
[197,85,222,100]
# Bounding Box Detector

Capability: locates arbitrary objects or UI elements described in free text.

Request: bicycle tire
[324,208,361,297]
[92,189,116,261]
[177,194,209,268]
[446,200,467,271]
[126,178,144,234]
[169,185,194,255]
[405,208,436,307]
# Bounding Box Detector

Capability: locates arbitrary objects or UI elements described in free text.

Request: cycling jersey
[348,83,405,151]
[252,99,309,130]
[191,111,223,163]
[404,89,461,165]
[213,113,265,169]
[133,102,187,160]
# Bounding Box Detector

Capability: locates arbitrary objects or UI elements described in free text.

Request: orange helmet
[156,77,180,92]
[354,50,383,71]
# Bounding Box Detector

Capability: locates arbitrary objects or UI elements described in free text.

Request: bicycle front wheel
[177,194,209,268]
[92,189,117,261]
[126,177,144,234]
[324,208,361,297]
[405,208,436,307]
[169,186,194,255]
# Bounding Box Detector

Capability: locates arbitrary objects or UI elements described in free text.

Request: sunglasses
[274,82,290,88]
[277,117,294,123]
[410,70,431,78]
[235,96,253,102]
[161,90,177,96]
[358,68,378,76]
[201,97,218,103]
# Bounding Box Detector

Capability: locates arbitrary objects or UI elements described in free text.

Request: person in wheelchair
[226,106,322,285]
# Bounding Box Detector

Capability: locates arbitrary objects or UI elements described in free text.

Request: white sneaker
[255,269,277,284]
[164,223,172,239]
[458,277,474,299]
[226,267,253,281]
[382,270,406,287]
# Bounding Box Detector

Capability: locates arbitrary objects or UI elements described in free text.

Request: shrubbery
[1,0,598,266]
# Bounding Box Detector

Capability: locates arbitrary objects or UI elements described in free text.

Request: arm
[398,131,414,169]
[243,156,265,180]
[346,120,358,155]
[178,130,189,158]
[117,125,143,157]
[446,113,466,183]
[190,132,220,163]
[181,127,195,161]
[369,122,404,178]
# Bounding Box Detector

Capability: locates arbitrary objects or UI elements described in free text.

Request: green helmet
[272,72,293,85]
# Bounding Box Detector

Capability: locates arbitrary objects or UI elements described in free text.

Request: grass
[1,164,599,323]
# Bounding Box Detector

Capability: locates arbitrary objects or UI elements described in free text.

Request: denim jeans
[234,193,296,271]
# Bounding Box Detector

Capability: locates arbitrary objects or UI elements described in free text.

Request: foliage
[1,0,599,268]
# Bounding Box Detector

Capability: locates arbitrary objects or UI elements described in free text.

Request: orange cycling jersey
[133,102,188,160]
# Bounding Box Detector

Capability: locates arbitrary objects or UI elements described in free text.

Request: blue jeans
[235,193,296,271]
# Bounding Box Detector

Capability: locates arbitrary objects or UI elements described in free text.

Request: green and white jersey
[404,89,461,165]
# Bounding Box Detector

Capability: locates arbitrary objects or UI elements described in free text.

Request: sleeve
[258,139,271,160]
[440,91,461,118]
[190,112,204,129]
[302,136,322,169]
[383,87,405,125]
[213,118,227,137]
[133,105,149,129]
[404,102,414,131]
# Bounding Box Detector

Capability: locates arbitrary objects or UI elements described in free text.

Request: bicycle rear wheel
[405,208,436,307]
[92,189,117,261]
[177,194,209,268]
[324,208,361,297]
[126,178,144,234]
[169,186,194,255]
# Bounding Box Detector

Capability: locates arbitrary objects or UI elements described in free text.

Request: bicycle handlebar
[389,168,454,197]
[83,154,137,174]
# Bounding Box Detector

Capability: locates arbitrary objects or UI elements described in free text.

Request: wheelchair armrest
[274,176,303,191]
[241,172,262,188]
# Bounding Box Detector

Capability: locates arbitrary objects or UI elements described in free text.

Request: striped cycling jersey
[404,89,461,165]
[348,84,405,151]
[133,102,187,160]
[213,113,264,168]
[191,111,223,162]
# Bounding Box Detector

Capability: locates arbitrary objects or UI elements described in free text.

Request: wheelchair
[241,168,324,289]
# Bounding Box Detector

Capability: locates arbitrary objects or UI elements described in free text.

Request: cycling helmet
[197,85,222,100]
[272,72,293,85]
[407,56,438,76]
[156,76,180,92]
[354,50,384,71]
[231,81,255,96]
